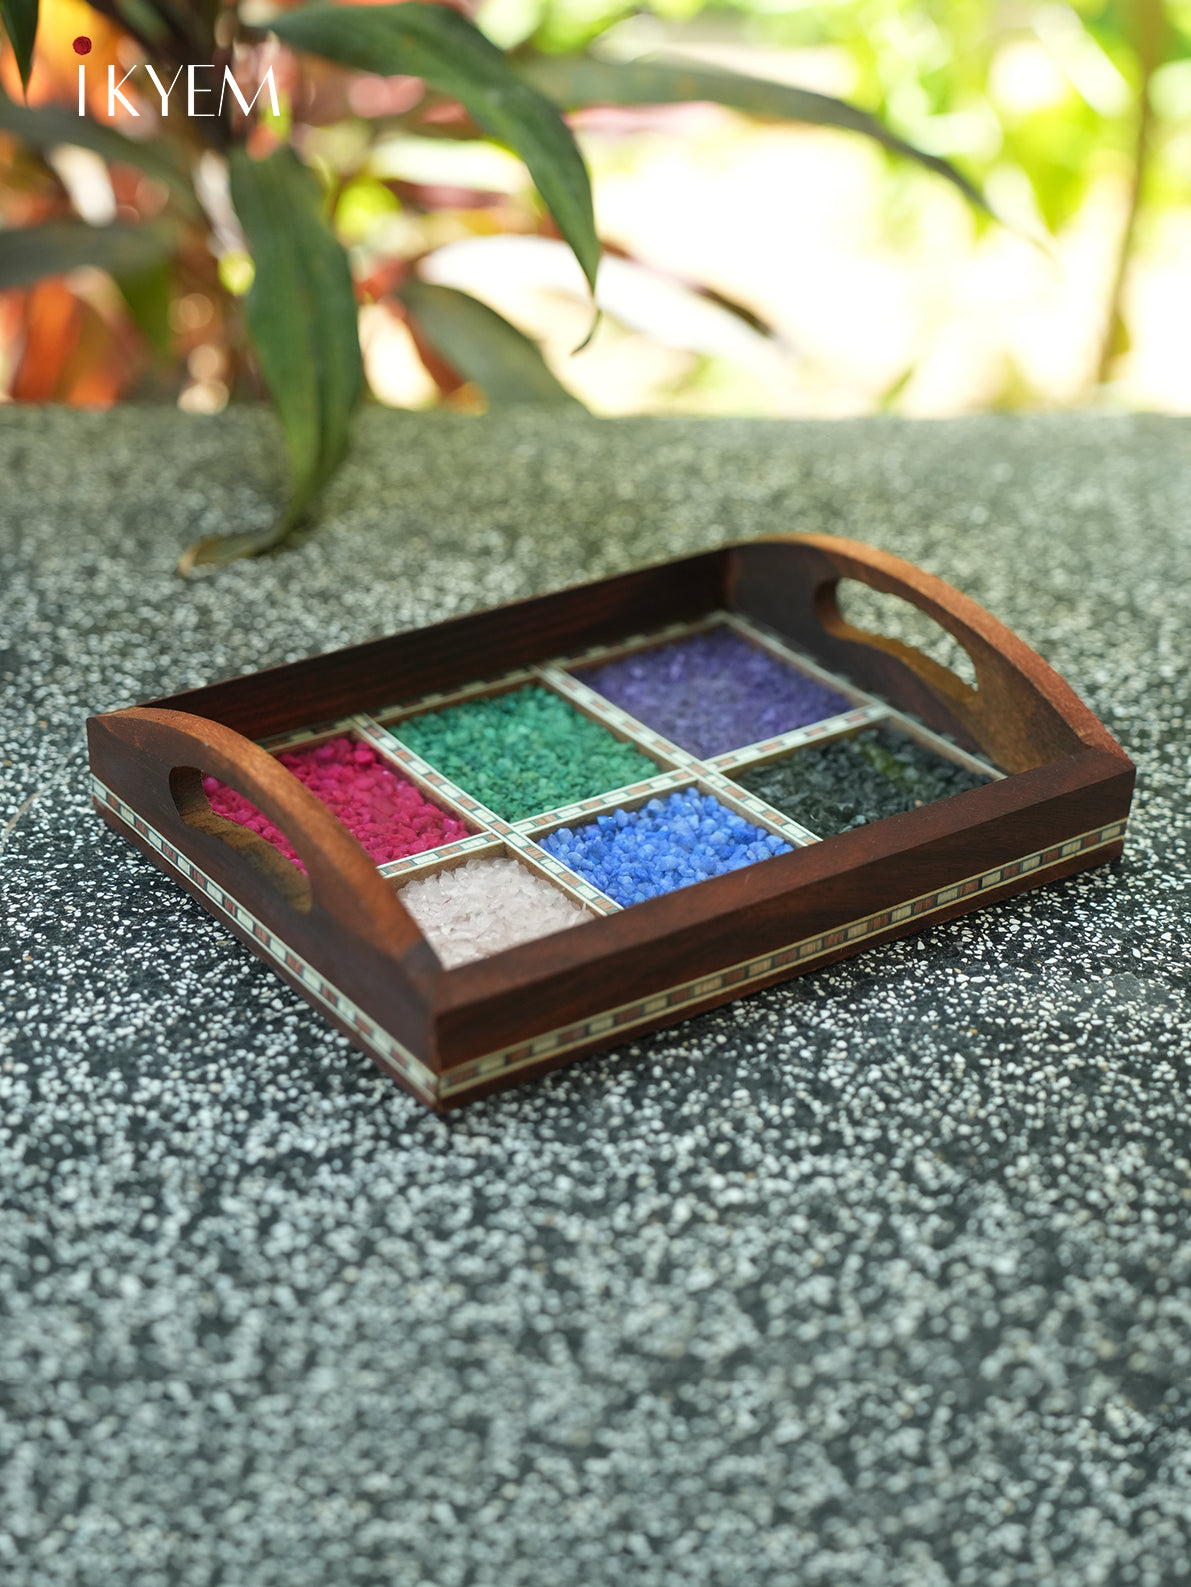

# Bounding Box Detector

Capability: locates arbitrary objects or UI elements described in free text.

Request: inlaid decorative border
[435,816,1127,1098]
[92,773,1125,1107]
[91,776,439,1106]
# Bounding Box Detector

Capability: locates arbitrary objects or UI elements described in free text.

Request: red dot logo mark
[73,36,92,56]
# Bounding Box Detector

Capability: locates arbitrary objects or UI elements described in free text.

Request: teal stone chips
[732,725,988,837]
[389,685,660,822]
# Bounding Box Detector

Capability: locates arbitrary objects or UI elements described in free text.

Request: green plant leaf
[117,256,173,360]
[520,54,992,217]
[0,0,38,92]
[0,87,198,215]
[0,218,174,289]
[270,3,600,294]
[178,146,363,572]
[400,279,581,406]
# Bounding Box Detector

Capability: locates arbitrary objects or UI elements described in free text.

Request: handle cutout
[169,765,314,912]
[833,579,979,691]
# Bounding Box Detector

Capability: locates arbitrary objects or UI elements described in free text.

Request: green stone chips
[390,686,659,822]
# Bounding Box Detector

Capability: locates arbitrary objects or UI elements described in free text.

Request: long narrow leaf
[270,3,600,295]
[520,54,992,216]
[178,147,362,572]
[117,257,173,359]
[0,218,173,289]
[0,0,37,92]
[0,88,198,215]
[400,279,581,406]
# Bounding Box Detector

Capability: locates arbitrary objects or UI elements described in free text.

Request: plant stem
[1096,0,1164,386]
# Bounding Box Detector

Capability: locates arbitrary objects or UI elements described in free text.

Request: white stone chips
[397,856,593,966]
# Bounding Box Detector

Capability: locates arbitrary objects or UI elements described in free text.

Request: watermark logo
[72,35,280,120]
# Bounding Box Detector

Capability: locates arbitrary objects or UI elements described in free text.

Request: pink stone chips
[204,735,468,868]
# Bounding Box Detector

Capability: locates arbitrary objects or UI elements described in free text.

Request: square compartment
[204,733,471,868]
[572,626,851,759]
[537,788,792,907]
[389,684,661,822]
[731,725,990,837]
[395,854,594,968]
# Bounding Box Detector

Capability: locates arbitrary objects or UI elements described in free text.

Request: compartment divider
[513,769,697,835]
[373,665,540,728]
[537,666,698,769]
[353,715,622,915]
[272,646,845,877]
[724,613,1004,781]
[539,666,822,848]
[706,703,892,773]
[505,841,621,916]
[276,625,977,897]
[349,713,517,835]
[696,775,821,848]
[378,833,503,880]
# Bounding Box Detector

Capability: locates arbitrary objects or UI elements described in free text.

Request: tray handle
[733,535,1119,771]
[92,706,429,958]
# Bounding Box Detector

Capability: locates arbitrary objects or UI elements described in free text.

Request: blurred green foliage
[488,0,1186,235]
[4,0,1184,563]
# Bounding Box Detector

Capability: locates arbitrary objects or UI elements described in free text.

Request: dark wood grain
[730,537,1114,771]
[88,708,442,1070]
[151,553,730,739]
[430,838,1126,1110]
[431,747,1134,1068]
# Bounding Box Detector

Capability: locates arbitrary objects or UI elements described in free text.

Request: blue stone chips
[539,789,791,907]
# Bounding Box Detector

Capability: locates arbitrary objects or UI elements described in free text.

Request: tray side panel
[431,749,1134,1083]
[93,805,441,1106]
[148,549,731,738]
[433,837,1125,1109]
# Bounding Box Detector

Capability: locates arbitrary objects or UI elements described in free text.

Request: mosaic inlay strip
[91,776,438,1105]
[354,717,620,913]
[537,665,822,847]
[352,715,514,831]
[93,773,1126,1106]
[435,817,1129,1098]
[705,703,890,771]
[358,717,620,912]
[377,833,499,879]
[375,665,539,726]
[539,664,695,769]
[258,619,991,886]
[513,769,696,835]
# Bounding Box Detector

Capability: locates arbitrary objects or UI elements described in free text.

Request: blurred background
[2,0,1188,420]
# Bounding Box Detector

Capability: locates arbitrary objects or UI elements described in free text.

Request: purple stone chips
[573,628,850,760]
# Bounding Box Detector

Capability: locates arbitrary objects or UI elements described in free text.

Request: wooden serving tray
[86,536,1134,1110]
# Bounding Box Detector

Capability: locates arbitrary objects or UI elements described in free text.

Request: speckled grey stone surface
[2,407,1189,1587]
